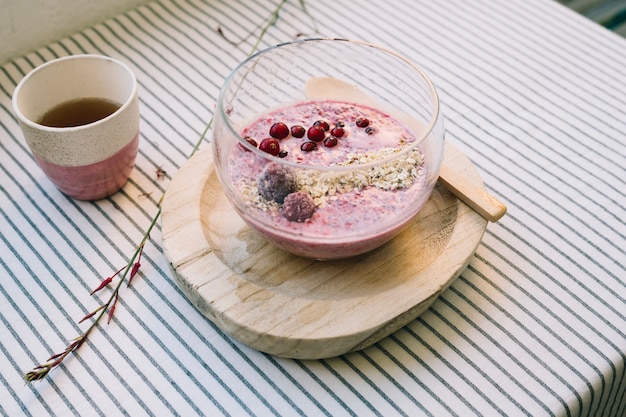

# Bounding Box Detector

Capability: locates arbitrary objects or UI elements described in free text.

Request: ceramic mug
[12,54,140,200]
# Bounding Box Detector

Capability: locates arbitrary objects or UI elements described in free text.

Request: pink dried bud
[127,262,140,287]
[79,305,105,324]
[47,351,65,361]
[130,262,140,279]
[107,294,119,324]
[90,277,113,296]
[79,311,96,324]
[127,245,144,287]
[90,266,124,295]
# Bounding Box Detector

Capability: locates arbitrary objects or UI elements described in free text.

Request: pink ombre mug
[12,54,140,200]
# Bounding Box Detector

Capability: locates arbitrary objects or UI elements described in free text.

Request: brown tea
[38,97,121,128]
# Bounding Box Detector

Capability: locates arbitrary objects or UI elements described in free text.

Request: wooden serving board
[161,142,488,359]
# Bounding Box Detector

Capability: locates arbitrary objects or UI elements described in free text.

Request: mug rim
[12,54,138,132]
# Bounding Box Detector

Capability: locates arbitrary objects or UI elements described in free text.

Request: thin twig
[24,0,314,383]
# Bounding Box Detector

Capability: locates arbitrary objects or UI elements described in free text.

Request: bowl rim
[216,37,441,172]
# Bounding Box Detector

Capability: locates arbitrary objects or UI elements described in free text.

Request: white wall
[0,0,151,65]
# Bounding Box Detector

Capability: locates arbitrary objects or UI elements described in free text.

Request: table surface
[1,0,625,416]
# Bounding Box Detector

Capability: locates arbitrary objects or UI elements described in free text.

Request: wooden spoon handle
[438,163,506,222]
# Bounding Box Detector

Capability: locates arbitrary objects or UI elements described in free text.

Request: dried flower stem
[248,0,287,55]
[24,217,154,382]
[24,0,313,383]
[217,0,296,54]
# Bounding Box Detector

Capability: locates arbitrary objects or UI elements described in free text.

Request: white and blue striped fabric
[1,0,625,415]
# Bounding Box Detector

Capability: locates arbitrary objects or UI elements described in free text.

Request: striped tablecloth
[2,0,625,415]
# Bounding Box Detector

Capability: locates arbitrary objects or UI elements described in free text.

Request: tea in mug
[38,97,121,128]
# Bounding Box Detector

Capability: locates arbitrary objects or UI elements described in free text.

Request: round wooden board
[161,142,488,359]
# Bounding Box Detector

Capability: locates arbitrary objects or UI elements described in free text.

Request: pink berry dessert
[223,99,431,260]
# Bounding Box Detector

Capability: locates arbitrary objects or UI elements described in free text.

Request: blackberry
[282,192,316,222]
[257,163,297,203]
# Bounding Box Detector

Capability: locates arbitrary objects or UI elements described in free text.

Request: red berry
[356,117,369,128]
[300,141,318,152]
[307,125,325,142]
[258,163,297,203]
[330,126,344,137]
[269,122,289,139]
[259,138,281,156]
[239,136,257,151]
[291,125,305,138]
[314,120,330,131]
[323,136,338,147]
[282,192,316,222]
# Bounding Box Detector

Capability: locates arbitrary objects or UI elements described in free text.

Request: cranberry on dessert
[291,125,306,138]
[239,136,257,151]
[323,136,338,147]
[313,120,330,131]
[269,122,289,139]
[258,138,281,156]
[356,117,369,128]
[307,125,326,142]
[330,126,345,137]
[300,141,318,152]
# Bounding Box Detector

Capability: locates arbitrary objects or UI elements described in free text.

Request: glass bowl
[212,38,445,260]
